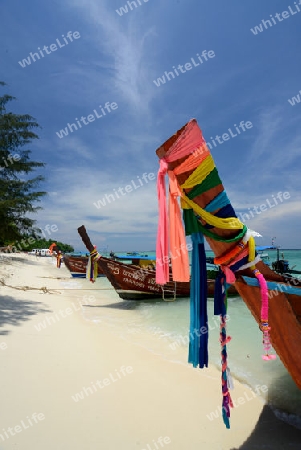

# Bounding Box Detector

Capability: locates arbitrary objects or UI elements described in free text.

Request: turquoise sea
[81,249,301,429]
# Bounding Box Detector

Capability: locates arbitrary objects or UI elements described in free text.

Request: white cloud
[38,165,158,247]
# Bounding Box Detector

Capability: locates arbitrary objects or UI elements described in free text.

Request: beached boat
[76,227,238,301]
[154,118,301,403]
[63,254,104,278]
[94,255,232,300]
[97,255,190,300]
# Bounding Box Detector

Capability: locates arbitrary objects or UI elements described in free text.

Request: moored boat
[271,247,301,275]
[112,253,156,268]
[76,227,238,301]
[97,255,189,300]
[256,245,301,275]
[63,254,105,278]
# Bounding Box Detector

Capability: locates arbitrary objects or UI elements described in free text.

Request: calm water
[80,249,301,429]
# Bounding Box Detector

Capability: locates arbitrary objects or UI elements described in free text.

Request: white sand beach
[0,253,301,449]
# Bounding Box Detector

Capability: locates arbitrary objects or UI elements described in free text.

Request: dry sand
[0,253,300,449]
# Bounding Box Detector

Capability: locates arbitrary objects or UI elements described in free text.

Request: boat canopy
[114,253,156,261]
[256,245,277,251]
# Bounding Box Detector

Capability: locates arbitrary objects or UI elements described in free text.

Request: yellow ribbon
[181,193,243,229]
[248,235,256,270]
[181,154,215,189]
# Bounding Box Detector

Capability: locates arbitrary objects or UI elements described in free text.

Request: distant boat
[76,227,238,300]
[270,248,301,275]
[63,254,105,278]
[112,253,155,264]
[257,245,301,275]
[125,251,149,257]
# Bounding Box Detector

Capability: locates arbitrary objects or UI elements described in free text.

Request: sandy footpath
[0,253,300,450]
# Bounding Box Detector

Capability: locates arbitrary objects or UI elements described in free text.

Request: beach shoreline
[0,253,300,449]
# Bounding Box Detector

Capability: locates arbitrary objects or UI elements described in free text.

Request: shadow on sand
[0,256,42,266]
[231,405,301,449]
[232,370,301,449]
[84,301,140,310]
[84,299,163,311]
[0,294,51,335]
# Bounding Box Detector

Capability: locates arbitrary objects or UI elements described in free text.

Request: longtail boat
[76,227,238,301]
[155,119,301,427]
[63,254,104,278]
[270,248,301,275]
[97,255,190,300]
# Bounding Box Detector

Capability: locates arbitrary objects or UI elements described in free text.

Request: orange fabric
[220,246,249,284]
[173,144,210,175]
[214,242,246,266]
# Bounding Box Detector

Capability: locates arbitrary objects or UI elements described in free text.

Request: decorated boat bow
[155,119,277,428]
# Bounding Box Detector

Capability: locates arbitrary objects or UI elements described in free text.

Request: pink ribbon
[168,171,190,282]
[155,120,208,285]
[156,158,169,284]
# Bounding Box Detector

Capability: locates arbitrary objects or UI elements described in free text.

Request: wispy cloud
[247,108,282,164]
[64,0,156,114]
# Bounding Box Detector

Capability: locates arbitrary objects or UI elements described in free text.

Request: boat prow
[155,118,301,391]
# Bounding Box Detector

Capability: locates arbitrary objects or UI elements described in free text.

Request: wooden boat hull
[156,119,301,389]
[235,274,301,390]
[63,255,104,278]
[96,256,237,300]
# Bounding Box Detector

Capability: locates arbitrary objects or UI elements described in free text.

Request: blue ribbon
[188,232,208,368]
[204,191,230,212]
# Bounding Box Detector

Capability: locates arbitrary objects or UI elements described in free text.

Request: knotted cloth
[155,119,274,429]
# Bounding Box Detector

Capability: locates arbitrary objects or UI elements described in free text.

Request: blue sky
[1,0,301,251]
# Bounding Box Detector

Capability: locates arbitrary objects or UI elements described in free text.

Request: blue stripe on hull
[242,276,301,296]
[70,273,105,278]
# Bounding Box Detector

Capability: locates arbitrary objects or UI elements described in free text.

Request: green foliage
[0,82,46,245]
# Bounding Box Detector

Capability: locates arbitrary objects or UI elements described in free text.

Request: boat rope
[0,279,61,294]
[87,247,102,282]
